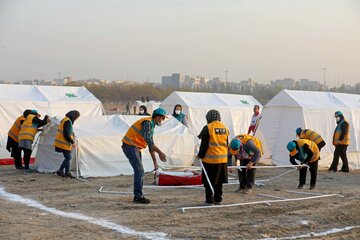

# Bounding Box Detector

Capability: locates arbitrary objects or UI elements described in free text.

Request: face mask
[156,120,162,126]
[175,110,181,115]
[335,116,341,122]
[139,110,144,114]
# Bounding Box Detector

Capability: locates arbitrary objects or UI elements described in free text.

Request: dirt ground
[0,165,359,240]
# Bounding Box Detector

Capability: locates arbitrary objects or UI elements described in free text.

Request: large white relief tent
[35,115,198,177]
[256,89,360,169]
[0,84,104,162]
[160,91,262,138]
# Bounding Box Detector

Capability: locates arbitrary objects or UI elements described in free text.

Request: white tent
[256,89,360,169]
[35,115,198,177]
[160,91,262,138]
[0,84,104,161]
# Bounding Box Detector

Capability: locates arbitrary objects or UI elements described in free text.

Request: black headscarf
[173,104,182,117]
[206,109,221,124]
[139,105,148,115]
[65,110,80,123]
[23,109,33,118]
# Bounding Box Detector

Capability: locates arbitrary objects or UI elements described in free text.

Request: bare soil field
[0,165,359,240]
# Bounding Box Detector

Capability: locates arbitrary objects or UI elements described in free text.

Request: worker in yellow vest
[18,110,49,173]
[54,110,80,178]
[296,128,326,151]
[122,108,167,204]
[197,110,229,205]
[6,109,32,169]
[229,134,263,194]
[287,139,320,190]
[329,111,350,172]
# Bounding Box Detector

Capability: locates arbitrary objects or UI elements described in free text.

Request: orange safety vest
[296,139,320,163]
[236,134,264,156]
[122,117,153,149]
[8,115,25,142]
[54,117,74,151]
[333,119,350,146]
[299,129,324,145]
[18,114,37,142]
[202,121,229,164]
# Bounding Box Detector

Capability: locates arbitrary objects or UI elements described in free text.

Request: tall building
[161,73,184,88]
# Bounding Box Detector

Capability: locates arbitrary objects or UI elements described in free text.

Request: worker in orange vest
[197,110,229,205]
[122,108,167,204]
[6,109,32,169]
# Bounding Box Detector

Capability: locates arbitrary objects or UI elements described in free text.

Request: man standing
[287,139,320,190]
[329,111,350,172]
[247,105,261,136]
[122,108,167,204]
[229,134,263,194]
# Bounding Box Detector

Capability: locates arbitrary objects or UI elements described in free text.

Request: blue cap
[334,111,343,117]
[287,141,296,151]
[31,109,38,114]
[152,108,167,117]
[230,138,242,155]
[296,127,302,135]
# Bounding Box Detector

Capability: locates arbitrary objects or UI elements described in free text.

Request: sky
[0,0,360,86]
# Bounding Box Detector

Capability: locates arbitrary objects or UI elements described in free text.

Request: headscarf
[23,109,33,118]
[65,110,80,123]
[206,109,221,124]
[139,105,148,115]
[172,104,182,117]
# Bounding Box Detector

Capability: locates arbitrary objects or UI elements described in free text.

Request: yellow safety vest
[296,139,320,163]
[333,120,350,146]
[202,121,229,164]
[122,117,153,149]
[8,115,25,142]
[237,134,264,156]
[299,129,324,145]
[54,117,74,151]
[18,114,37,142]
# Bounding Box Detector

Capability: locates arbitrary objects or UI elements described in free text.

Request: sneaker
[297,184,304,189]
[15,166,25,170]
[23,169,34,174]
[65,173,75,178]
[56,170,65,177]
[309,185,315,190]
[328,168,336,173]
[214,201,222,205]
[204,201,214,206]
[234,187,244,193]
[244,189,253,194]
[133,196,151,204]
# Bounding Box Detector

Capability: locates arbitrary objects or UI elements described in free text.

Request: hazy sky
[1,0,359,86]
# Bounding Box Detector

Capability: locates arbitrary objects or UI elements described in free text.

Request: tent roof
[0,84,100,103]
[162,91,261,108]
[266,89,360,109]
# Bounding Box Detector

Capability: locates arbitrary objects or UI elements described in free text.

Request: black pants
[202,162,227,203]
[11,146,23,169]
[330,145,349,172]
[20,148,32,170]
[299,161,318,187]
[238,159,256,190]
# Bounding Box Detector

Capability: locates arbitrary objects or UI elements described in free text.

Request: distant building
[161,73,184,88]
[270,78,295,89]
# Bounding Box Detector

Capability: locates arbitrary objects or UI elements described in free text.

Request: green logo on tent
[65,93,77,98]
[240,100,249,105]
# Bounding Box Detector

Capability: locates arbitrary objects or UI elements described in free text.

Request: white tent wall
[257,90,360,170]
[160,91,262,139]
[0,84,104,161]
[35,115,198,177]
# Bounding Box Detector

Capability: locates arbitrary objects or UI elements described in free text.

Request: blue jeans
[122,144,144,198]
[59,151,72,174]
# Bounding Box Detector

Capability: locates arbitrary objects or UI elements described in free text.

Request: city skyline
[1,0,359,86]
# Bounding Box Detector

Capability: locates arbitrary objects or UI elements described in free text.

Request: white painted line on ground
[0,186,168,240]
[261,225,360,240]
